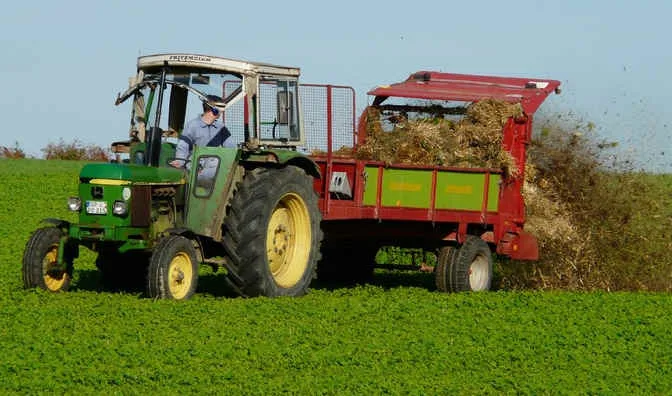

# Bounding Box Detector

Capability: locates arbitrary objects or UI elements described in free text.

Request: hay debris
[500,119,672,291]
[355,99,522,175]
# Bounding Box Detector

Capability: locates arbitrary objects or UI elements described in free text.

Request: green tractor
[22,54,323,300]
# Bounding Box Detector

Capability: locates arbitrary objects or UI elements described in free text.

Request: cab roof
[137,53,301,77]
[368,71,561,114]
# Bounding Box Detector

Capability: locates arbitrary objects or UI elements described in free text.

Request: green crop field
[1,159,671,394]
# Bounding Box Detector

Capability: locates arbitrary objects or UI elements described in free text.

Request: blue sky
[1,0,670,171]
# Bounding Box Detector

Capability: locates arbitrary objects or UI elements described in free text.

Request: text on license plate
[86,201,107,215]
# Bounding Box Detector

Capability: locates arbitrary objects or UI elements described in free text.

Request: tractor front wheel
[22,227,74,292]
[147,235,199,300]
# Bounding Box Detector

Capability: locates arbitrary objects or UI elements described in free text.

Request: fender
[40,218,79,265]
[285,155,321,179]
[41,218,71,230]
[163,227,195,237]
[243,149,321,179]
[497,231,539,260]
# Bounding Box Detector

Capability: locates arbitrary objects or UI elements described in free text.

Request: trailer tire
[448,236,493,292]
[147,235,199,300]
[22,227,73,292]
[223,166,322,297]
[434,246,456,292]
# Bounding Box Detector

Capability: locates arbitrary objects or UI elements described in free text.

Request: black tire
[22,227,74,292]
[96,249,150,292]
[317,241,378,284]
[146,235,199,300]
[222,166,322,297]
[434,246,456,292]
[446,236,493,292]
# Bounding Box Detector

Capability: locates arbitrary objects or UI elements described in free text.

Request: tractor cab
[104,54,309,240]
[113,54,305,167]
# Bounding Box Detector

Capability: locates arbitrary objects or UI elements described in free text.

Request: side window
[145,85,174,133]
[259,79,300,142]
[193,155,220,198]
[223,80,245,144]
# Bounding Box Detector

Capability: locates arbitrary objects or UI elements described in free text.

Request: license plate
[86,200,107,215]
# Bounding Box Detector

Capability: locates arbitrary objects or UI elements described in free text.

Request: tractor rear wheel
[22,227,73,292]
[223,166,322,297]
[147,235,199,300]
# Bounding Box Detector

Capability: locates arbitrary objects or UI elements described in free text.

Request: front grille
[131,186,152,227]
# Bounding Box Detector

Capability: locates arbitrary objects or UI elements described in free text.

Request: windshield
[127,70,244,143]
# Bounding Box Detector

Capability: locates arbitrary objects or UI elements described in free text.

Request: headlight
[67,197,82,212]
[112,200,128,216]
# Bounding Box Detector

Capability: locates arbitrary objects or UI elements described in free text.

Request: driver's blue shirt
[175,115,235,161]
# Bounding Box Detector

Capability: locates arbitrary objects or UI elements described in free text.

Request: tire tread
[448,236,493,292]
[222,166,322,297]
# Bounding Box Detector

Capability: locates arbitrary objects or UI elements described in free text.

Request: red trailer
[303,71,561,291]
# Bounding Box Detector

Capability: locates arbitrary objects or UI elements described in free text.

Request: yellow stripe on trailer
[88,179,132,186]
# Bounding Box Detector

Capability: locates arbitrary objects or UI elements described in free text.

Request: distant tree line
[0,140,109,161]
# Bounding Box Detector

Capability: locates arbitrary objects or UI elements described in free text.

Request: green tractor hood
[79,163,185,184]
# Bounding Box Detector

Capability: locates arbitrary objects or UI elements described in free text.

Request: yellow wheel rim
[168,252,193,300]
[266,193,311,288]
[43,244,67,291]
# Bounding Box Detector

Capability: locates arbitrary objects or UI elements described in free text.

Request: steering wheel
[168,157,191,169]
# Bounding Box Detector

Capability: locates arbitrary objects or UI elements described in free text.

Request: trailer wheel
[223,166,322,297]
[147,235,199,300]
[22,227,73,292]
[434,246,456,292]
[442,236,493,292]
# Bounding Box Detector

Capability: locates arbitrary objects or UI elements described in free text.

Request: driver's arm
[171,135,192,168]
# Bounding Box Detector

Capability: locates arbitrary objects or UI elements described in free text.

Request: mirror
[191,75,210,85]
[277,91,293,125]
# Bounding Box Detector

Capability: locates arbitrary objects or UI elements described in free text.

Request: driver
[171,95,235,168]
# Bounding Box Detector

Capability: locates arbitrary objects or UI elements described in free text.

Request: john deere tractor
[22,54,322,300]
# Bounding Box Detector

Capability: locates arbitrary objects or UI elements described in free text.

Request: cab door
[184,146,240,238]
